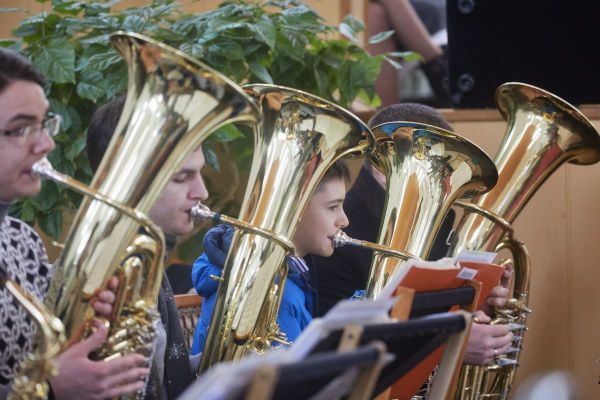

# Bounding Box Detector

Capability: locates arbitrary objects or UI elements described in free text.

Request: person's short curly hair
[368,103,452,131]
[0,49,46,94]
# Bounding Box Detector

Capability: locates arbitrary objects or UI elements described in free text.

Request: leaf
[206,40,246,61]
[203,145,220,171]
[248,60,273,84]
[339,14,364,41]
[212,124,244,142]
[80,50,121,72]
[19,199,36,223]
[64,137,87,161]
[31,181,61,212]
[0,39,19,49]
[38,209,63,239]
[30,38,75,83]
[48,99,73,131]
[12,14,46,38]
[383,55,403,70]
[76,70,105,101]
[251,16,277,49]
[387,50,424,62]
[122,15,146,32]
[368,30,395,44]
[341,14,365,33]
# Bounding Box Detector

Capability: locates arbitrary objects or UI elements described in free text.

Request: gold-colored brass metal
[333,230,415,261]
[365,122,498,299]
[199,84,375,371]
[39,31,259,396]
[191,203,295,348]
[451,82,600,400]
[1,278,65,400]
[191,203,296,252]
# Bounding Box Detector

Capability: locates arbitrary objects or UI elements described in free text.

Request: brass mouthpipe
[33,158,164,244]
[191,203,295,253]
[333,230,416,261]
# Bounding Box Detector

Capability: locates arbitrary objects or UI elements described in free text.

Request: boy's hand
[204,224,235,267]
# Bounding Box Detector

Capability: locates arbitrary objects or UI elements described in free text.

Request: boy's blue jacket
[191,225,315,355]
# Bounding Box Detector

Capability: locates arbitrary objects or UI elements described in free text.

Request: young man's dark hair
[0,49,46,93]
[87,96,125,171]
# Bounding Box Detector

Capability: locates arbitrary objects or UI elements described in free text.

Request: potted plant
[2,0,412,259]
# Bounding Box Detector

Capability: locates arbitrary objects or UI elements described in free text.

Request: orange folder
[388,260,505,399]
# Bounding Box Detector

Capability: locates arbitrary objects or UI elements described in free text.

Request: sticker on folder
[457,267,478,280]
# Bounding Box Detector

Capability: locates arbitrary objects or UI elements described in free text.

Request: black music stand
[409,286,477,318]
[244,342,389,400]
[307,311,472,398]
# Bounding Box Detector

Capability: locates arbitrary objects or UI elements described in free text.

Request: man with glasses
[0,48,149,399]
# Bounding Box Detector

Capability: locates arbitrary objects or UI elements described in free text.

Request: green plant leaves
[9,0,384,239]
[30,39,75,83]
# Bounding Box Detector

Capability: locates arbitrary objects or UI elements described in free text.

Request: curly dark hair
[368,103,452,131]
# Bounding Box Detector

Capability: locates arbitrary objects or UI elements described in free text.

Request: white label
[457,267,478,280]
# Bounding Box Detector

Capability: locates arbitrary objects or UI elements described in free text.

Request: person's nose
[337,210,349,229]
[190,175,209,202]
[31,129,55,156]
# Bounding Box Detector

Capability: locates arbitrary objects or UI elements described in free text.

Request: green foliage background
[1,0,403,255]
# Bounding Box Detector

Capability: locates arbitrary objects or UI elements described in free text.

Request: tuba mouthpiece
[190,203,219,222]
[31,158,54,180]
[333,230,352,248]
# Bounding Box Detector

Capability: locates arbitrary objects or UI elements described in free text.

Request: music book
[375,251,505,399]
[377,251,501,303]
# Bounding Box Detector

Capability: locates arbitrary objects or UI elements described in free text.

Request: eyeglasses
[0,114,62,140]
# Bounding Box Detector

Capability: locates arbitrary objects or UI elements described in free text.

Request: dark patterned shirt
[0,215,52,384]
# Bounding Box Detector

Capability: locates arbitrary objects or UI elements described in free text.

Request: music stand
[307,311,471,398]
[244,341,389,400]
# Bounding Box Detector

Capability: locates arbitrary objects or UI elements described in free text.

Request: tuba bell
[199,84,376,371]
[364,122,498,299]
[451,82,600,400]
[38,31,260,397]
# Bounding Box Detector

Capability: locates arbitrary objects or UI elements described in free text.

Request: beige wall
[443,108,600,399]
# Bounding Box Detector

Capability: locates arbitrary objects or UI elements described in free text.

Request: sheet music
[180,349,289,400]
[286,296,397,361]
[375,251,498,300]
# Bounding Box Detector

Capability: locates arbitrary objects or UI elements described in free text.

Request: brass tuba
[1,277,65,400]
[451,82,600,400]
[199,84,375,371]
[364,122,498,299]
[39,30,260,394]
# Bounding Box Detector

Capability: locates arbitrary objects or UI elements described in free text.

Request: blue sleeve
[191,252,222,297]
[277,307,303,343]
